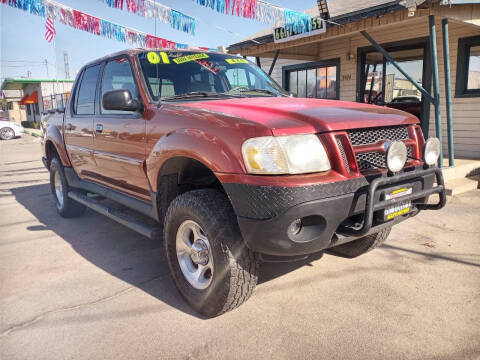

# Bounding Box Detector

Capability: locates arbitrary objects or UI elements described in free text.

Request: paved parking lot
[1,135,479,360]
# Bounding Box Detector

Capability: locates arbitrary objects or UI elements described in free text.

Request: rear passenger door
[92,57,150,200]
[64,64,102,180]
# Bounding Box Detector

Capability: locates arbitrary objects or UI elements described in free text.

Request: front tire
[332,226,392,258]
[0,127,15,140]
[49,158,86,218]
[164,189,259,318]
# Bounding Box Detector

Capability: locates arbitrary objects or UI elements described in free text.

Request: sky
[0,0,315,81]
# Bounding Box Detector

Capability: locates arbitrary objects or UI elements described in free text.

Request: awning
[19,91,38,105]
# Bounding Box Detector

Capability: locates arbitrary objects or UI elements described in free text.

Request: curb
[24,129,41,138]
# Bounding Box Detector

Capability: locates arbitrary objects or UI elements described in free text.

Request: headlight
[386,141,407,173]
[242,134,331,174]
[423,137,441,166]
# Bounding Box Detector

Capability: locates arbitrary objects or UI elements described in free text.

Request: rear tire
[332,226,392,258]
[49,158,86,218]
[164,189,259,318]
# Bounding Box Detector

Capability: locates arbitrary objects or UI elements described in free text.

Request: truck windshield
[138,51,288,102]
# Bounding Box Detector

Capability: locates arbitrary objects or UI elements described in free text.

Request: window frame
[71,62,103,117]
[455,35,480,98]
[282,59,340,100]
[98,55,143,118]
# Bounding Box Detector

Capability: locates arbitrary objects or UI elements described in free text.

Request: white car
[0,120,25,140]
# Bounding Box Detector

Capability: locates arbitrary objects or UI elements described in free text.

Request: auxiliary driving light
[423,137,441,166]
[386,141,408,173]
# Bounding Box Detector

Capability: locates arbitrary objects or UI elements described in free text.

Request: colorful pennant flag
[45,17,56,42]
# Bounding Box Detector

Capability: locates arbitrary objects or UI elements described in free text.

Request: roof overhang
[228,1,411,53]
[1,78,74,91]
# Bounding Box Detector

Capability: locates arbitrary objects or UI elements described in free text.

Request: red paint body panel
[181,97,419,135]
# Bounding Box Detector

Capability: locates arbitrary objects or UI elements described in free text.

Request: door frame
[356,37,432,135]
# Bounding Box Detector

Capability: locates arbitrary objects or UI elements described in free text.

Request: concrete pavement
[1,136,479,360]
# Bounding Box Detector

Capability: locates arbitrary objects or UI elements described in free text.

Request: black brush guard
[339,167,447,236]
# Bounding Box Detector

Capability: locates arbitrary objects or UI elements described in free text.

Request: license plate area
[381,186,413,221]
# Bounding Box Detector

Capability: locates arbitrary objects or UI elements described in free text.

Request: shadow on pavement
[10,183,327,319]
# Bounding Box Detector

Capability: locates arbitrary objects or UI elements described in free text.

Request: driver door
[92,57,150,200]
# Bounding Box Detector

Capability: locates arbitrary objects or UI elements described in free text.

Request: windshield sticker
[194,60,220,75]
[173,53,209,64]
[225,58,248,64]
[160,51,170,64]
[147,52,160,64]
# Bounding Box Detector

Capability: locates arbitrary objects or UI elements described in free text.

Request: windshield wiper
[160,91,245,103]
[227,87,284,97]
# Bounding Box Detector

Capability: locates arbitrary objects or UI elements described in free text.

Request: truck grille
[347,126,411,172]
[347,126,409,146]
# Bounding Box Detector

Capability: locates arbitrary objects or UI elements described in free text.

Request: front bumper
[224,167,446,256]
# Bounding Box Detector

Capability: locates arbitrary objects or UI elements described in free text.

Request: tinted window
[138,51,287,101]
[101,58,138,114]
[75,65,101,115]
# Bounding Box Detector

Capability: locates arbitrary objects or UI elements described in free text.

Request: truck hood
[180,97,418,135]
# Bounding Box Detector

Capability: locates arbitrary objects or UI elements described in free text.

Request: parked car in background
[0,119,24,140]
[386,96,422,118]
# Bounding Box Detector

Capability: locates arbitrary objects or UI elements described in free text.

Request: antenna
[63,51,70,79]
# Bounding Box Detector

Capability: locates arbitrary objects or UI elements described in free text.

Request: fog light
[386,141,407,173]
[423,137,441,166]
[288,219,303,236]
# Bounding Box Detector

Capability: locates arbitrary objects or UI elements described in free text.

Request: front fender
[44,123,71,167]
[146,129,245,192]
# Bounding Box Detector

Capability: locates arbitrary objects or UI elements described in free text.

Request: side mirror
[102,89,141,112]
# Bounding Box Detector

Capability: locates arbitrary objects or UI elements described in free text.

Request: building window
[456,35,480,97]
[283,59,339,99]
[26,104,31,115]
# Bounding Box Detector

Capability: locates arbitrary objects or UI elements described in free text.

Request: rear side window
[75,64,101,115]
[101,58,138,114]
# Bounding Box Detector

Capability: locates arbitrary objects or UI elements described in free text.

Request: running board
[68,191,162,240]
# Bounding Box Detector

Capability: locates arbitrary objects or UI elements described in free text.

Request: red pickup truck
[42,49,446,317]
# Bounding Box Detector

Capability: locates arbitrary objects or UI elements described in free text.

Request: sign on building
[273,16,326,43]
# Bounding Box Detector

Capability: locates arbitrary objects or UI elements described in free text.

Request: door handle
[65,123,72,131]
[96,124,103,133]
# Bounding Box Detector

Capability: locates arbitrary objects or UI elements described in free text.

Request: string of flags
[1,0,217,50]
[99,0,196,36]
[192,0,313,32]
[2,0,315,48]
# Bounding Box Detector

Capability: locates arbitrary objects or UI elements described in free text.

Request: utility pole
[44,59,49,78]
[63,51,70,79]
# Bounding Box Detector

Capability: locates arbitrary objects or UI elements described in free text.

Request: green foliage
[0,99,7,111]
[21,121,41,129]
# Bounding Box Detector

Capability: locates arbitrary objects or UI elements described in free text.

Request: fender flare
[44,124,71,167]
[146,129,245,192]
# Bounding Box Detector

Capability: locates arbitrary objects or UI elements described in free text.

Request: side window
[101,58,138,114]
[75,64,101,115]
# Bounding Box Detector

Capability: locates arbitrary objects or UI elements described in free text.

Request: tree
[0,99,8,111]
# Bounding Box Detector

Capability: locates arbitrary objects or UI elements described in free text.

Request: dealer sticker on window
[173,53,209,64]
